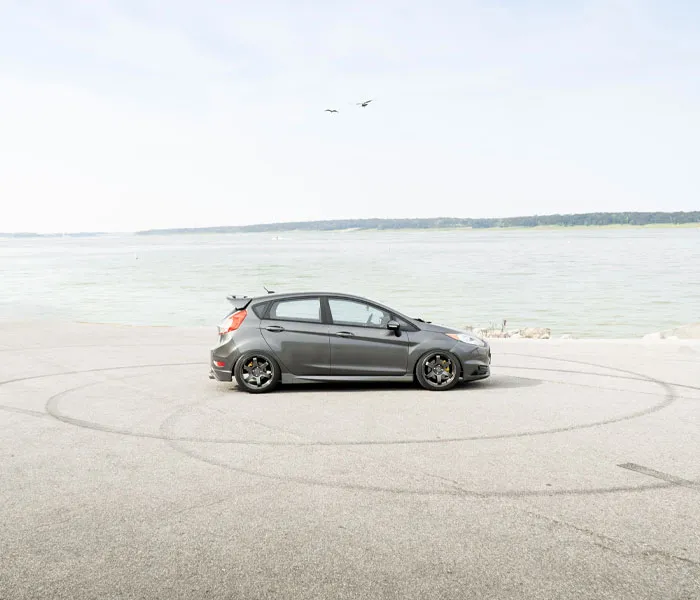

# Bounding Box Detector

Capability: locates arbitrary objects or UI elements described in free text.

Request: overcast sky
[1,1,698,233]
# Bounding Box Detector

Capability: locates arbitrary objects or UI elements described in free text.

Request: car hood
[416,321,462,335]
[416,321,490,347]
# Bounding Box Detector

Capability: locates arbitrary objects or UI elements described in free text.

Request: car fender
[257,332,294,375]
[213,327,274,370]
[407,337,459,371]
[408,338,486,372]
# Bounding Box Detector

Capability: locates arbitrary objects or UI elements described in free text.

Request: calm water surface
[1,228,698,338]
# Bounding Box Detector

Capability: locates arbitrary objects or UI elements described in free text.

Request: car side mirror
[387,320,401,335]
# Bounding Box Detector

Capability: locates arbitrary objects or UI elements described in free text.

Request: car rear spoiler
[226,295,252,311]
[226,287,275,310]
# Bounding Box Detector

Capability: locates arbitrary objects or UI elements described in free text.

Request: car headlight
[446,332,487,347]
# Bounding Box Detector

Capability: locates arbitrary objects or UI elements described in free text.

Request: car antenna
[263,286,275,294]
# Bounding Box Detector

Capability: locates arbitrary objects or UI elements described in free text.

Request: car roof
[231,292,421,327]
[248,291,383,304]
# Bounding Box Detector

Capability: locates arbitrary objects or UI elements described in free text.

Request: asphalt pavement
[1,322,699,599]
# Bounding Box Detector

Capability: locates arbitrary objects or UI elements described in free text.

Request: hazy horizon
[1,210,699,236]
[2,1,699,234]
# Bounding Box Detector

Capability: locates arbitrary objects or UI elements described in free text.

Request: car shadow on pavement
[226,374,542,394]
[466,374,543,390]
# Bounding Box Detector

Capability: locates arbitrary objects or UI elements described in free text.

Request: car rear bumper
[210,348,235,382]
[210,366,233,382]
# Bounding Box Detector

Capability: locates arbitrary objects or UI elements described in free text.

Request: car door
[260,296,331,375]
[327,297,410,376]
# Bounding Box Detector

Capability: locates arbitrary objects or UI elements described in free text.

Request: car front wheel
[415,351,461,391]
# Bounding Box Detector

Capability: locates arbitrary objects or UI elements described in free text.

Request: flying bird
[325,109,339,113]
[356,99,374,107]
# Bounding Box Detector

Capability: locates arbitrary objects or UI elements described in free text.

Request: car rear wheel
[416,351,461,391]
[234,352,280,393]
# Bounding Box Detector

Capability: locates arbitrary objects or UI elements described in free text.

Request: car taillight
[220,309,247,334]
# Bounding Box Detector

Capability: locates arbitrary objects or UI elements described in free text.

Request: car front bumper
[453,343,491,381]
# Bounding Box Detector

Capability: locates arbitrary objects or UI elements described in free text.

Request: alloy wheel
[241,356,274,390]
[422,353,457,388]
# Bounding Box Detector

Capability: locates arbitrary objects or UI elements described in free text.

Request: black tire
[415,350,462,391]
[234,352,280,394]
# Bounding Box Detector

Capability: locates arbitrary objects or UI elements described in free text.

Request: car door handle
[265,325,285,332]
[335,331,354,338]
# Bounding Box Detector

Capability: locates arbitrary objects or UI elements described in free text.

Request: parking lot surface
[1,322,699,599]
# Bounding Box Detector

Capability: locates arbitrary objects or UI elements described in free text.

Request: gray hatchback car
[210,292,491,393]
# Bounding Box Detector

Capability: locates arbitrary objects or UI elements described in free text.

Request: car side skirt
[281,374,415,384]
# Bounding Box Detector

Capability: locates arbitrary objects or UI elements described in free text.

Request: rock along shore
[465,321,700,340]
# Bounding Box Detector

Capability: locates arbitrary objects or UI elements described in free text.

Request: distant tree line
[469,212,700,228]
[3,212,698,237]
[135,211,700,235]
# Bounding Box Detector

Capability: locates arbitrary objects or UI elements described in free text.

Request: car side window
[251,302,269,319]
[329,298,391,328]
[268,298,321,323]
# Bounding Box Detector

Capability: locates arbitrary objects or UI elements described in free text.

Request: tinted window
[329,298,391,328]
[252,302,268,319]
[269,298,321,323]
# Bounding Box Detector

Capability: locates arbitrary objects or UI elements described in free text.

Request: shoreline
[145,222,700,235]
[3,223,700,239]
[3,319,699,344]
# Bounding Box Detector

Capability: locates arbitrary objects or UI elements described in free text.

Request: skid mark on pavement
[618,463,699,491]
[40,357,678,446]
[1,353,697,498]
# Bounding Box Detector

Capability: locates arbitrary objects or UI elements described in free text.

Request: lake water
[1,228,698,338]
